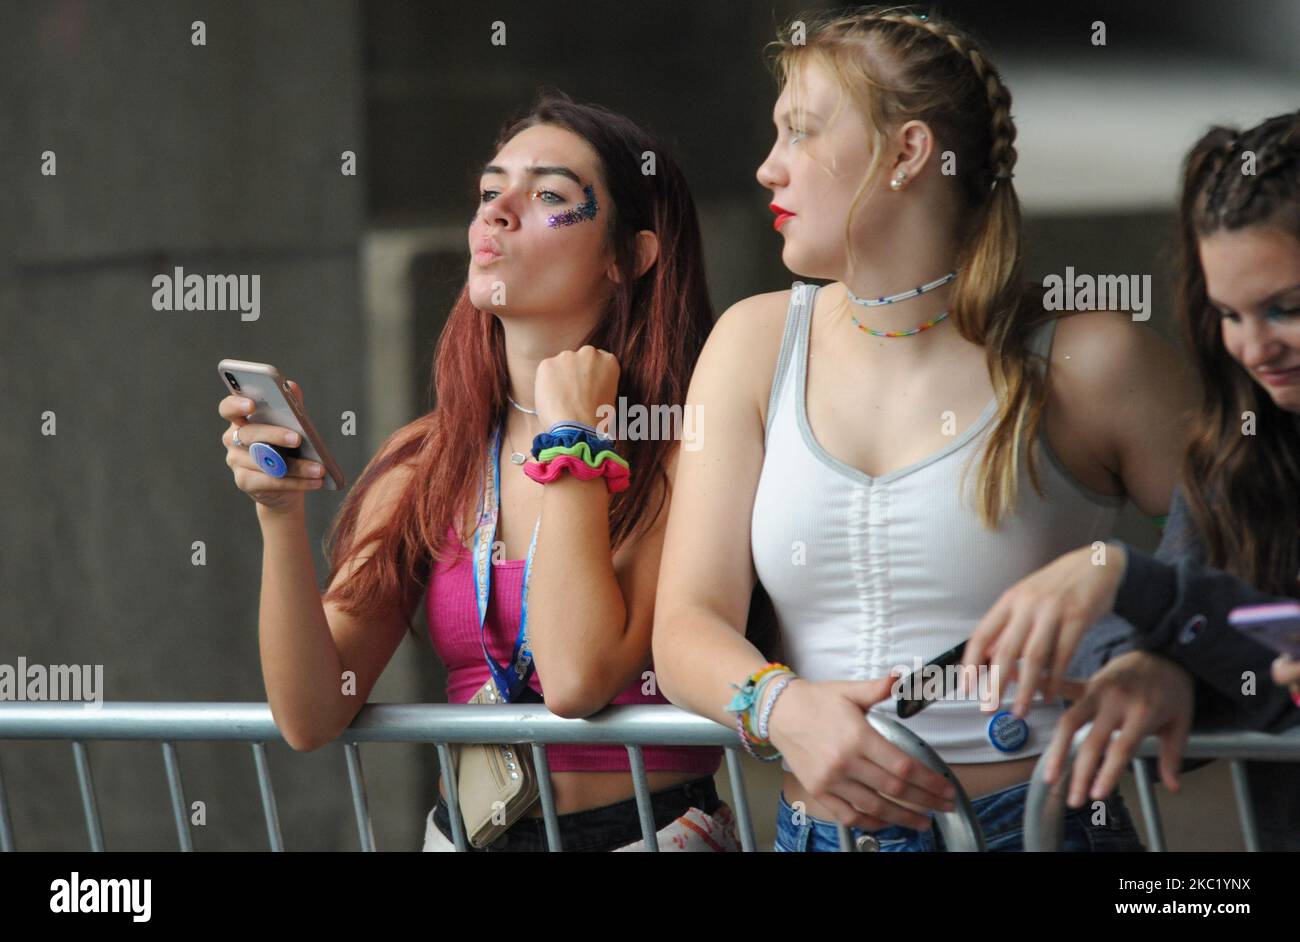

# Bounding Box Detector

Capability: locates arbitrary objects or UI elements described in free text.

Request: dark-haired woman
[964,110,1300,851]
[217,91,737,852]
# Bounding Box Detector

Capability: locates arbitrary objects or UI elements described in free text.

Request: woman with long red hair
[216,90,736,852]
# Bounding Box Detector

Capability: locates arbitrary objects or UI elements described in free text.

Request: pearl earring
[890,170,908,191]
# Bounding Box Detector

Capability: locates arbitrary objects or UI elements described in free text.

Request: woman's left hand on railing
[1038,649,1194,807]
[961,543,1127,716]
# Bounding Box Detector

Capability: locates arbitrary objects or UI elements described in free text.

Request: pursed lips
[473,237,503,264]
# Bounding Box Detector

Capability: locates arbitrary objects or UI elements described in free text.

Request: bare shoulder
[1048,310,1191,402]
[1045,310,1197,482]
[707,288,791,354]
[696,287,795,426]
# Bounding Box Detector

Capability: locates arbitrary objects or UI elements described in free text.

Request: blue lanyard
[472,424,542,703]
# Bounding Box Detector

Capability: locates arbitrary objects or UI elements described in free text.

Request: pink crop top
[425,527,722,775]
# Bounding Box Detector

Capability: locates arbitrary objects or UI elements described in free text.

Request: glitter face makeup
[544,184,599,228]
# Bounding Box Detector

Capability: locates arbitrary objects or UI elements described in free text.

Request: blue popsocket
[250,442,289,478]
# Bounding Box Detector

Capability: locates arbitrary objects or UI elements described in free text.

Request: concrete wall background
[0,0,420,850]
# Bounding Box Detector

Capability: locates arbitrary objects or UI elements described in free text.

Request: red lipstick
[770,202,796,231]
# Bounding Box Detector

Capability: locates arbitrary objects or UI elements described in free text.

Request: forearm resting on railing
[653,606,771,729]
[256,502,351,751]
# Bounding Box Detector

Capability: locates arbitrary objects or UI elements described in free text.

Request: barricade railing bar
[0,702,981,852]
[1024,725,1300,851]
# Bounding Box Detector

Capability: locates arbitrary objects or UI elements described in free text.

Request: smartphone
[896,640,968,719]
[217,359,346,491]
[1228,603,1300,659]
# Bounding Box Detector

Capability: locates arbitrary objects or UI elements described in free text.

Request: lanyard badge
[473,424,542,703]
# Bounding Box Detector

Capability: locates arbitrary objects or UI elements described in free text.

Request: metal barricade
[863,713,985,851]
[1024,724,1300,851]
[0,702,982,852]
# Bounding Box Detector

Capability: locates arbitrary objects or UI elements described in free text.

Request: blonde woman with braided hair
[653,6,1193,851]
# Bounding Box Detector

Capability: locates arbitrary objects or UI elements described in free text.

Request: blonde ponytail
[769,6,1052,527]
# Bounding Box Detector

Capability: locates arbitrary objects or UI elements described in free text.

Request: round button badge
[987,710,1029,753]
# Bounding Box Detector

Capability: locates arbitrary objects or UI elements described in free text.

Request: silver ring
[232,427,243,447]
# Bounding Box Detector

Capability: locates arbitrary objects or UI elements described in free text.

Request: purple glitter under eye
[546,185,599,228]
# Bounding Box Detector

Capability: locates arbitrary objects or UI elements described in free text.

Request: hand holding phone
[218,359,346,511]
[1228,603,1300,659]
[896,641,968,719]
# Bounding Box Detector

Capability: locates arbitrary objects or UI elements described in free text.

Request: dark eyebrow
[479,163,584,186]
[1208,282,1300,310]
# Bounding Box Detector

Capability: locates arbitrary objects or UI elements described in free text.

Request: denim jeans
[429,775,724,852]
[773,780,1146,852]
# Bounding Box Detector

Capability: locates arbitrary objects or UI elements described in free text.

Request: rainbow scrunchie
[523,454,631,493]
[536,440,630,470]
[531,427,616,458]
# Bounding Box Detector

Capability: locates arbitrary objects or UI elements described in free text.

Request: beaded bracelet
[725,663,795,758]
[724,662,790,717]
[746,668,796,739]
[757,675,797,742]
[735,712,783,761]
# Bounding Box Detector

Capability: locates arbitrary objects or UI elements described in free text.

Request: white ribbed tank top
[752,281,1125,765]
